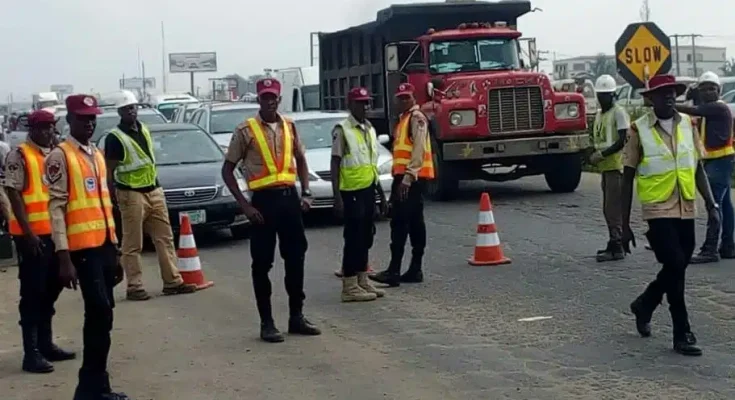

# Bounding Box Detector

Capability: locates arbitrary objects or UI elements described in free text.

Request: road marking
[517,316,553,322]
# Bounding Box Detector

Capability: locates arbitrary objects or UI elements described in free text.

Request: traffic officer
[221,78,321,343]
[46,94,129,399]
[331,87,388,302]
[5,109,75,373]
[370,83,434,288]
[676,71,735,263]
[621,75,719,357]
[587,75,630,262]
[104,90,196,300]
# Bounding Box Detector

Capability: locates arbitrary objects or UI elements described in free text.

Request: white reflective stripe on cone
[478,210,495,225]
[179,234,196,249]
[178,256,202,272]
[476,232,500,247]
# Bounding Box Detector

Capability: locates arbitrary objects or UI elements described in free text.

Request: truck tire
[544,154,582,193]
[425,142,459,201]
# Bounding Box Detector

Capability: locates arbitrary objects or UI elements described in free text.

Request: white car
[722,89,735,116]
[283,111,393,210]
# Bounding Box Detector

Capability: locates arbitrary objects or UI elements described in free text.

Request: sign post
[168,52,218,95]
[615,22,672,89]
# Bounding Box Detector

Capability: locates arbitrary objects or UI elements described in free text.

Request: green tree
[721,58,735,77]
[591,53,617,78]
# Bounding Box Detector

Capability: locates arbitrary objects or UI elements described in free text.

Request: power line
[670,34,702,75]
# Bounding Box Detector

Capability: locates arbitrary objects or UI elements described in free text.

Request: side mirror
[385,45,399,72]
[378,134,390,145]
[426,82,434,98]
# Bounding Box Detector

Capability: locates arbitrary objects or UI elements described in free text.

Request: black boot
[21,326,54,373]
[629,298,652,338]
[369,270,400,287]
[38,321,76,362]
[596,241,612,255]
[673,332,702,356]
[719,246,735,259]
[596,242,625,262]
[690,250,720,264]
[400,255,424,283]
[260,321,285,343]
[288,315,321,336]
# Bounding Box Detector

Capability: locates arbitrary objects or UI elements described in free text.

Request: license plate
[179,210,206,225]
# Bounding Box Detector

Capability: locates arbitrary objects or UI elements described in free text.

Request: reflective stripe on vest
[246,118,297,190]
[636,113,697,204]
[59,142,117,251]
[391,112,435,179]
[591,106,624,171]
[700,102,734,159]
[339,120,378,191]
[110,125,157,188]
[8,143,51,236]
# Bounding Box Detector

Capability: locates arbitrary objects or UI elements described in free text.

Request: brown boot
[357,272,385,298]
[341,276,377,302]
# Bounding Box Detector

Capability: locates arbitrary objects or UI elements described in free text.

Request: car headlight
[449,110,477,127]
[377,160,392,175]
[221,178,247,196]
[554,103,580,119]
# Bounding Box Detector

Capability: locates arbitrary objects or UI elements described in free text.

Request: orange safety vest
[392,111,435,179]
[245,117,297,190]
[699,108,735,159]
[8,143,52,236]
[58,141,117,251]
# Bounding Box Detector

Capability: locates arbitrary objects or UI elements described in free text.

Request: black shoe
[260,322,285,343]
[596,242,612,255]
[400,270,424,283]
[22,351,54,373]
[99,392,131,400]
[40,343,76,362]
[690,251,719,264]
[596,250,625,262]
[719,247,735,259]
[673,332,702,356]
[629,299,652,338]
[369,270,400,287]
[288,316,321,336]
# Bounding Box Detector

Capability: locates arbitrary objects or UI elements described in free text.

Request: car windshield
[210,108,259,134]
[151,128,223,165]
[722,82,735,97]
[429,38,520,74]
[157,102,192,120]
[293,117,342,149]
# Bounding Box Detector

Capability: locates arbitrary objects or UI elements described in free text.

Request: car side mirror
[378,134,390,145]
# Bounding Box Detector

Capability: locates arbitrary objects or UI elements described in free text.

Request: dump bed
[319,0,532,117]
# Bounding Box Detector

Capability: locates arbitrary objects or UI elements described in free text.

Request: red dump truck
[318,0,589,200]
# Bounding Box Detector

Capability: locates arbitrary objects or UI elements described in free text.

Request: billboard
[169,52,217,73]
[119,77,156,90]
[50,84,74,95]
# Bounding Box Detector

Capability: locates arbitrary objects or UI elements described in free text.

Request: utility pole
[161,21,167,93]
[640,0,650,22]
[691,35,700,76]
[670,34,702,76]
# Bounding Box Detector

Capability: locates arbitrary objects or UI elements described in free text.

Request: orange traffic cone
[178,215,214,290]
[468,192,511,266]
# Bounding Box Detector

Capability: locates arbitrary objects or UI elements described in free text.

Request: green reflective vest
[591,106,625,172]
[338,120,378,191]
[635,113,697,204]
[110,124,157,189]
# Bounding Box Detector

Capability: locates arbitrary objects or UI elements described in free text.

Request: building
[552,55,616,80]
[669,44,728,77]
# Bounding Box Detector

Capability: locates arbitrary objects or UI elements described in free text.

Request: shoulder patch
[45,159,62,184]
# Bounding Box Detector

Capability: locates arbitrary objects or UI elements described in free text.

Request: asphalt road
[1,172,734,400]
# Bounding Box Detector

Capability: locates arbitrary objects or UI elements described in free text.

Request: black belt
[252,186,297,196]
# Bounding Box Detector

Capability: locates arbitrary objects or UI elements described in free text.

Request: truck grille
[487,86,545,134]
[164,187,218,205]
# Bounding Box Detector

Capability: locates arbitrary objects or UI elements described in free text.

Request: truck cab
[32,92,61,110]
[319,0,589,200]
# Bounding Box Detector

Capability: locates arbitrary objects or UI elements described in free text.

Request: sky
[2,0,733,102]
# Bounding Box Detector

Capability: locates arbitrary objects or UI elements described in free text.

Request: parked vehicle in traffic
[319,1,589,200]
[150,93,199,121]
[282,111,393,210]
[189,102,260,150]
[5,112,30,147]
[97,123,250,238]
[75,105,168,143]
[170,102,205,123]
[616,76,696,110]
[722,89,735,116]
[272,66,320,113]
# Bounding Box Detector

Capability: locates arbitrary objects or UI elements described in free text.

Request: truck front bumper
[442,134,590,161]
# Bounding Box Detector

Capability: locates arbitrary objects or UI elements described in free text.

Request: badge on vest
[85,177,97,192]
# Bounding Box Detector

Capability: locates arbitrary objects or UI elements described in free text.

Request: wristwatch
[708,203,720,212]
[301,189,313,197]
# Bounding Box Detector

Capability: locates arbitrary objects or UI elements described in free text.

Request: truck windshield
[429,38,520,74]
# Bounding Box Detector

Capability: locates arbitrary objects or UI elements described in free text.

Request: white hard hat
[594,75,617,93]
[698,71,720,87]
[114,90,139,109]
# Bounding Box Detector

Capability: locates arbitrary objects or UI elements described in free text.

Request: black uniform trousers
[341,185,376,277]
[16,235,63,341]
[249,186,308,323]
[72,241,118,397]
[639,218,695,340]
[387,176,427,273]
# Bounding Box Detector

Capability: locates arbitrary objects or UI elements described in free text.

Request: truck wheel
[426,149,459,201]
[544,154,582,193]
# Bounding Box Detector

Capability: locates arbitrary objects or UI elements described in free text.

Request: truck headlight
[221,178,247,197]
[377,160,392,175]
[554,103,580,120]
[449,110,476,127]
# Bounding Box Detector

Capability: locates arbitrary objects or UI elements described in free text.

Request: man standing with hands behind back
[222,78,321,343]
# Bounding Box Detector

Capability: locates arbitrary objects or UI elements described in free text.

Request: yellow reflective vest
[635,113,697,204]
[338,119,378,191]
[109,124,157,189]
[591,106,625,172]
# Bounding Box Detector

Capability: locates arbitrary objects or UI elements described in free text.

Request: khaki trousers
[601,170,624,243]
[117,187,183,291]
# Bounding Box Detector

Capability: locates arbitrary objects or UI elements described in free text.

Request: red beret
[256,78,281,96]
[65,94,102,116]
